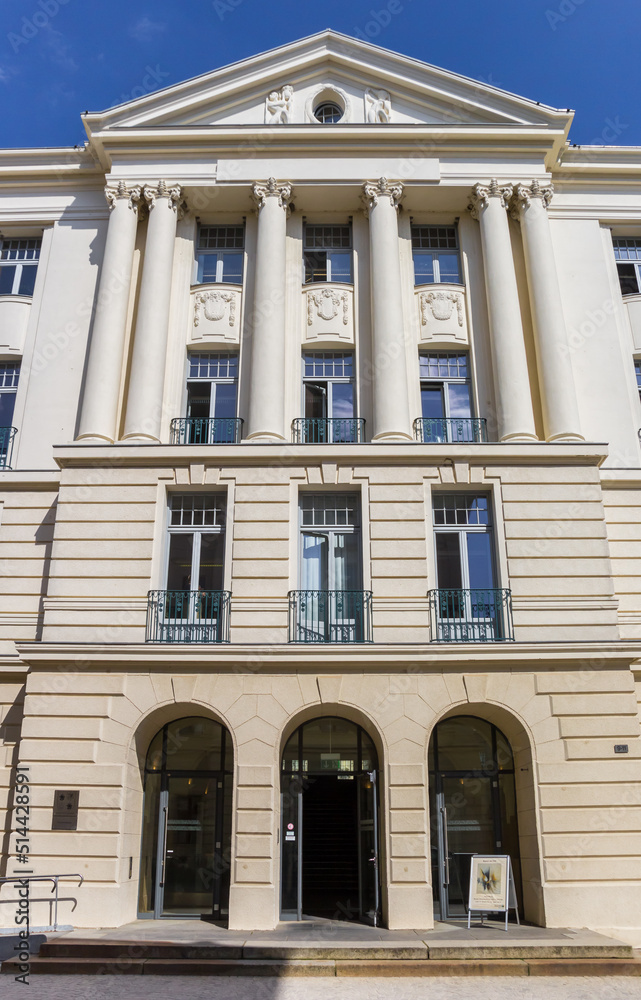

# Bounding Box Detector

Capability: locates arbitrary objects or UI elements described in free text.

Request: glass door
[156,775,219,916]
[357,770,380,925]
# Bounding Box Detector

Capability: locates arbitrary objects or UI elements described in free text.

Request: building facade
[1,31,641,941]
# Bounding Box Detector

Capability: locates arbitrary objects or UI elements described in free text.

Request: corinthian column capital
[143,179,184,212]
[361,177,403,215]
[510,179,554,219]
[468,179,513,220]
[251,177,293,213]
[104,180,141,213]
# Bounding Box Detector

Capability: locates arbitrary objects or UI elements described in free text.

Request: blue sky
[0,0,638,149]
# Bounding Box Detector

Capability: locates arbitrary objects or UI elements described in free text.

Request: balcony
[414,417,487,444]
[292,418,365,444]
[146,590,231,643]
[170,418,244,445]
[288,590,373,643]
[0,427,17,470]
[428,588,514,642]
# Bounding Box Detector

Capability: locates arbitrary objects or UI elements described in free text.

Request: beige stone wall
[2,660,639,937]
[602,482,641,640]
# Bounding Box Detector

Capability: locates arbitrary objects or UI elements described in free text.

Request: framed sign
[467,854,519,931]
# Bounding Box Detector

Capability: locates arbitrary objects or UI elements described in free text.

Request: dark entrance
[138,716,233,920]
[280,717,380,924]
[428,715,522,920]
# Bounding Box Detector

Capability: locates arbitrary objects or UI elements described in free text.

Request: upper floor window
[183,353,238,442]
[419,352,475,442]
[304,225,352,284]
[196,226,244,285]
[635,358,641,401]
[613,238,641,295]
[303,352,354,421]
[314,102,343,124]
[166,493,226,594]
[432,493,495,593]
[0,238,41,296]
[0,362,20,426]
[412,226,461,285]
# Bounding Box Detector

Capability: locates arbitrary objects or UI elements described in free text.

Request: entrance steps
[2,922,640,977]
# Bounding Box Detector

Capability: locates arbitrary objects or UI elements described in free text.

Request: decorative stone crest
[361,177,404,214]
[468,179,513,220]
[251,177,293,213]
[143,179,184,213]
[265,85,294,124]
[510,179,554,219]
[420,290,464,327]
[307,288,349,326]
[365,88,392,123]
[104,180,141,212]
[194,290,236,328]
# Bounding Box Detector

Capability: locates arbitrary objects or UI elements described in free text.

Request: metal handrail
[170,417,243,444]
[288,589,373,643]
[146,589,231,643]
[413,417,487,443]
[428,587,514,642]
[0,426,17,469]
[0,873,84,930]
[292,418,365,444]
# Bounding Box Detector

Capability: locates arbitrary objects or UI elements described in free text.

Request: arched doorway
[138,716,233,920]
[280,716,380,924]
[429,715,522,920]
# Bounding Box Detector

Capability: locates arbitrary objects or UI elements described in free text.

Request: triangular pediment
[84,31,572,135]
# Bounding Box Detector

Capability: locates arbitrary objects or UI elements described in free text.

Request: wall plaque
[52,789,79,831]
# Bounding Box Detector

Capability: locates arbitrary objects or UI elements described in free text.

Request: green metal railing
[292,418,365,444]
[146,590,231,643]
[413,417,487,443]
[170,418,243,444]
[0,427,17,470]
[428,588,514,642]
[288,589,373,643]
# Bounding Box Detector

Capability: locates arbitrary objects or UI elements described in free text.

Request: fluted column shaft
[513,182,583,442]
[469,181,537,442]
[363,178,412,441]
[246,178,291,442]
[77,182,140,442]
[123,181,183,442]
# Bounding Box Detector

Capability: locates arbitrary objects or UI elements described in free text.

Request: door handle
[441,806,450,886]
[159,805,168,887]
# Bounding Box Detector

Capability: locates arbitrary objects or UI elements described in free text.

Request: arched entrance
[138,716,233,920]
[429,715,522,920]
[280,716,380,924]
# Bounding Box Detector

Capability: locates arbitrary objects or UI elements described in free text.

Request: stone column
[122,181,183,443]
[512,181,584,442]
[245,178,292,442]
[468,181,538,442]
[362,178,413,441]
[77,181,140,443]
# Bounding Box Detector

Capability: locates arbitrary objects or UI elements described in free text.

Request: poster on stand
[468,855,509,912]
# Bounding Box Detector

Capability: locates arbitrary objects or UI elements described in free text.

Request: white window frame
[195,225,245,286]
[412,225,461,285]
[0,362,20,427]
[0,238,41,297]
[186,353,239,423]
[303,224,352,284]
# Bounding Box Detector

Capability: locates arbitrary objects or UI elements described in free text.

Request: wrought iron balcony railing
[170,418,243,445]
[414,417,487,444]
[0,427,17,470]
[146,590,231,643]
[288,589,373,643]
[428,588,514,642]
[292,418,365,444]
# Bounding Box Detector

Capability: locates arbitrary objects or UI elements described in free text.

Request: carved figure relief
[365,88,392,123]
[307,288,349,326]
[194,290,237,328]
[266,85,294,124]
[420,291,464,327]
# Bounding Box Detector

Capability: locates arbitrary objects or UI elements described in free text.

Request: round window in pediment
[314,101,343,124]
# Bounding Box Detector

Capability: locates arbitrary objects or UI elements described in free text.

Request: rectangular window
[0,238,41,296]
[412,225,461,285]
[301,352,357,442]
[635,358,641,401]
[196,226,244,285]
[183,353,238,443]
[419,352,475,442]
[0,362,20,426]
[304,224,352,284]
[613,238,641,295]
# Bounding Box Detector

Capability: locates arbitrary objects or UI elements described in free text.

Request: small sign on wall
[52,790,79,831]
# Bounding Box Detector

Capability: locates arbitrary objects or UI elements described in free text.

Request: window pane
[220,253,243,284]
[435,717,494,771]
[421,385,445,420]
[613,237,641,261]
[305,383,326,420]
[435,533,462,589]
[328,251,352,283]
[198,533,224,591]
[436,254,460,283]
[187,384,211,421]
[635,359,641,397]
[198,226,244,250]
[412,226,457,250]
[617,263,639,296]
[301,533,328,589]
[18,266,37,296]
[197,254,218,284]
[304,226,351,249]
[167,533,194,590]
[163,717,226,771]
[170,494,225,527]
[332,532,360,590]
[447,383,472,418]
[330,383,354,420]
[413,253,434,285]
[0,266,16,295]
[189,354,238,379]
[304,252,328,283]
[0,393,16,426]
[466,532,495,590]
[212,383,237,420]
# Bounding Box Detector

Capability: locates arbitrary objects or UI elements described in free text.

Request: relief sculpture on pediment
[365,88,392,123]
[266,85,294,124]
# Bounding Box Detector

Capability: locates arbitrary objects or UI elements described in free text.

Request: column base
[546,432,586,443]
[371,431,414,443]
[75,432,115,445]
[243,432,287,443]
[120,433,161,444]
[499,431,539,443]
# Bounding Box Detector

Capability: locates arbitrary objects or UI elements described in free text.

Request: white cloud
[0,67,9,83]
[129,17,167,41]
[41,23,78,73]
